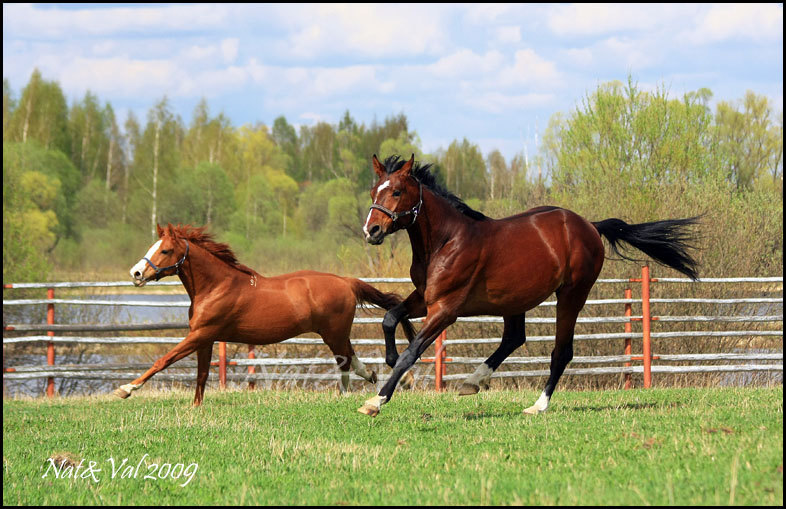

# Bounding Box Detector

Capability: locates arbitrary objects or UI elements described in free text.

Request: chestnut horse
[358,155,699,417]
[115,223,415,406]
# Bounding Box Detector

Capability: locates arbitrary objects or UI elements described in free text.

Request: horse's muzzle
[365,225,385,245]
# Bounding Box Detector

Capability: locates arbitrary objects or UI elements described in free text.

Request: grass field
[3,386,783,505]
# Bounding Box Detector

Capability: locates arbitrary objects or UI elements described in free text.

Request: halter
[143,240,189,281]
[369,181,423,228]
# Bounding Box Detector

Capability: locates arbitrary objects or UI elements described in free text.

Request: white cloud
[56,57,183,98]
[464,91,555,114]
[427,49,506,78]
[501,49,562,88]
[561,48,594,68]
[220,38,239,64]
[597,37,658,70]
[245,60,391,101]
[495,26,522,45]
[2,3,230,38]
[546,4,692,36]
[182,44,218,62]
[462,4,519,24]
[690,4,783,43]
[280,3,450,58]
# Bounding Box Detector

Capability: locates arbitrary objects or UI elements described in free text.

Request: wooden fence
[3,267,783,397]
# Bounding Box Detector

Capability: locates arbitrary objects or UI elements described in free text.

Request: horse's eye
[392,190,402,197]
[161,250,171,255]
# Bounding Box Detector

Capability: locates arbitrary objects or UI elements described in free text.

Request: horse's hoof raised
[400,371,415,390]
[369,370,378,385]
[458,383,480,396]
[357,404,380,417]
[114,387,131,399]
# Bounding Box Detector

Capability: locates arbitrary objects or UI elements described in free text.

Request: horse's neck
[177,244,239,300]
[407,188,473,264]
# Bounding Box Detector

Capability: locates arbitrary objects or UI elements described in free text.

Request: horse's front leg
[193,343,214,406]
[359,302,457,417]
[382,291,425,366]
[114,331,206,400]
[382,291,425,389]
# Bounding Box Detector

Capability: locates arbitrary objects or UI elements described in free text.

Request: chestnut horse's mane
[168,224,256,276]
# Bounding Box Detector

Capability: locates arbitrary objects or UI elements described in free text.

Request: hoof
[357,403,380,417]
[369,370,378,385]
[523,405,546,415]
[458,383,480,396]
[114,387,131,399]
[400,371,415,390]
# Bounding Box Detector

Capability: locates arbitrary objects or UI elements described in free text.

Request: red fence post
[219,341,227,389]
[248,345,256,390]
[46,287,55,398]
[623,287,632,389]
[641,265,652,389]
[434,330,446,391]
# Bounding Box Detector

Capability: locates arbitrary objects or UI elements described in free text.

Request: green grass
[3,387,783,505]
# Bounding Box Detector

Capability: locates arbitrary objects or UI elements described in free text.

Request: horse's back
[467,206,604,313]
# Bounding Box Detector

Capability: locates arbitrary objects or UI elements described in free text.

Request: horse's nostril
[134,271,141,278]
[369,225,381,237]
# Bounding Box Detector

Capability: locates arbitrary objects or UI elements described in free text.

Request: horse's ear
[400,153,415,177]
[166,223,176,238]
[156,224,165,238]
[372,154,386,179]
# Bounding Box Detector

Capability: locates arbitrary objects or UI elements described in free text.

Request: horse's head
[363,154,422,245]
[129,224,189,286]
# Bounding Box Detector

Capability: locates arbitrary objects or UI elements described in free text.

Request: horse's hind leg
[524,286,589,414]
[459,313,526,395]
[323,332,376,394]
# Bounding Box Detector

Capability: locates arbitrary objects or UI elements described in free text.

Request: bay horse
[358,154,699,417]
[114,223,415,406]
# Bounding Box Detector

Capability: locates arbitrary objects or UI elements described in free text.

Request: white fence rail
[3,271,783,395]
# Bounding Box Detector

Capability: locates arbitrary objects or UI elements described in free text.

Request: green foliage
[543,77,782,276]
[1,69,782,281]
[3,141,80,243]
[74,178,121,230]
[6,69,70,155]
[440,138,488,200]
[715,91,783,191]
[162,162,235,230]
[296,178,359,235]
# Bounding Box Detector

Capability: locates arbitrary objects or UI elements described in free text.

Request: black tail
[592,217,701,280]
[350,280,417,342]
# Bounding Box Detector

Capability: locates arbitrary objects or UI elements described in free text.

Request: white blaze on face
[129,240,162,279]
[363,180,390,236]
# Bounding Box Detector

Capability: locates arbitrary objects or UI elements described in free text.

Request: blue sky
[3,3,783,166]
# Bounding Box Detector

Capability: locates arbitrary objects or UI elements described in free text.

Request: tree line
[3,70,782,282]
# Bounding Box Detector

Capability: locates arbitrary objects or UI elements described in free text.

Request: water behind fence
[3,268,783,398]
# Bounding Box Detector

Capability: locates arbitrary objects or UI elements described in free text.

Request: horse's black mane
[382,155,488,221]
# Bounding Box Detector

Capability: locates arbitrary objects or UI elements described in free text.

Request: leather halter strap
[143,240,189,281]
[368,181,423,227]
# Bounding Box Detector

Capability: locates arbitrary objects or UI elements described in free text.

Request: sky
[3,3,783,166]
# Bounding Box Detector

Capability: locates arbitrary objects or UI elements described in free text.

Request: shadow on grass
[568,401,684,412]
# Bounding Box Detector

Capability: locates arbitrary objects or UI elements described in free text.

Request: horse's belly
[229,293,312,344]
